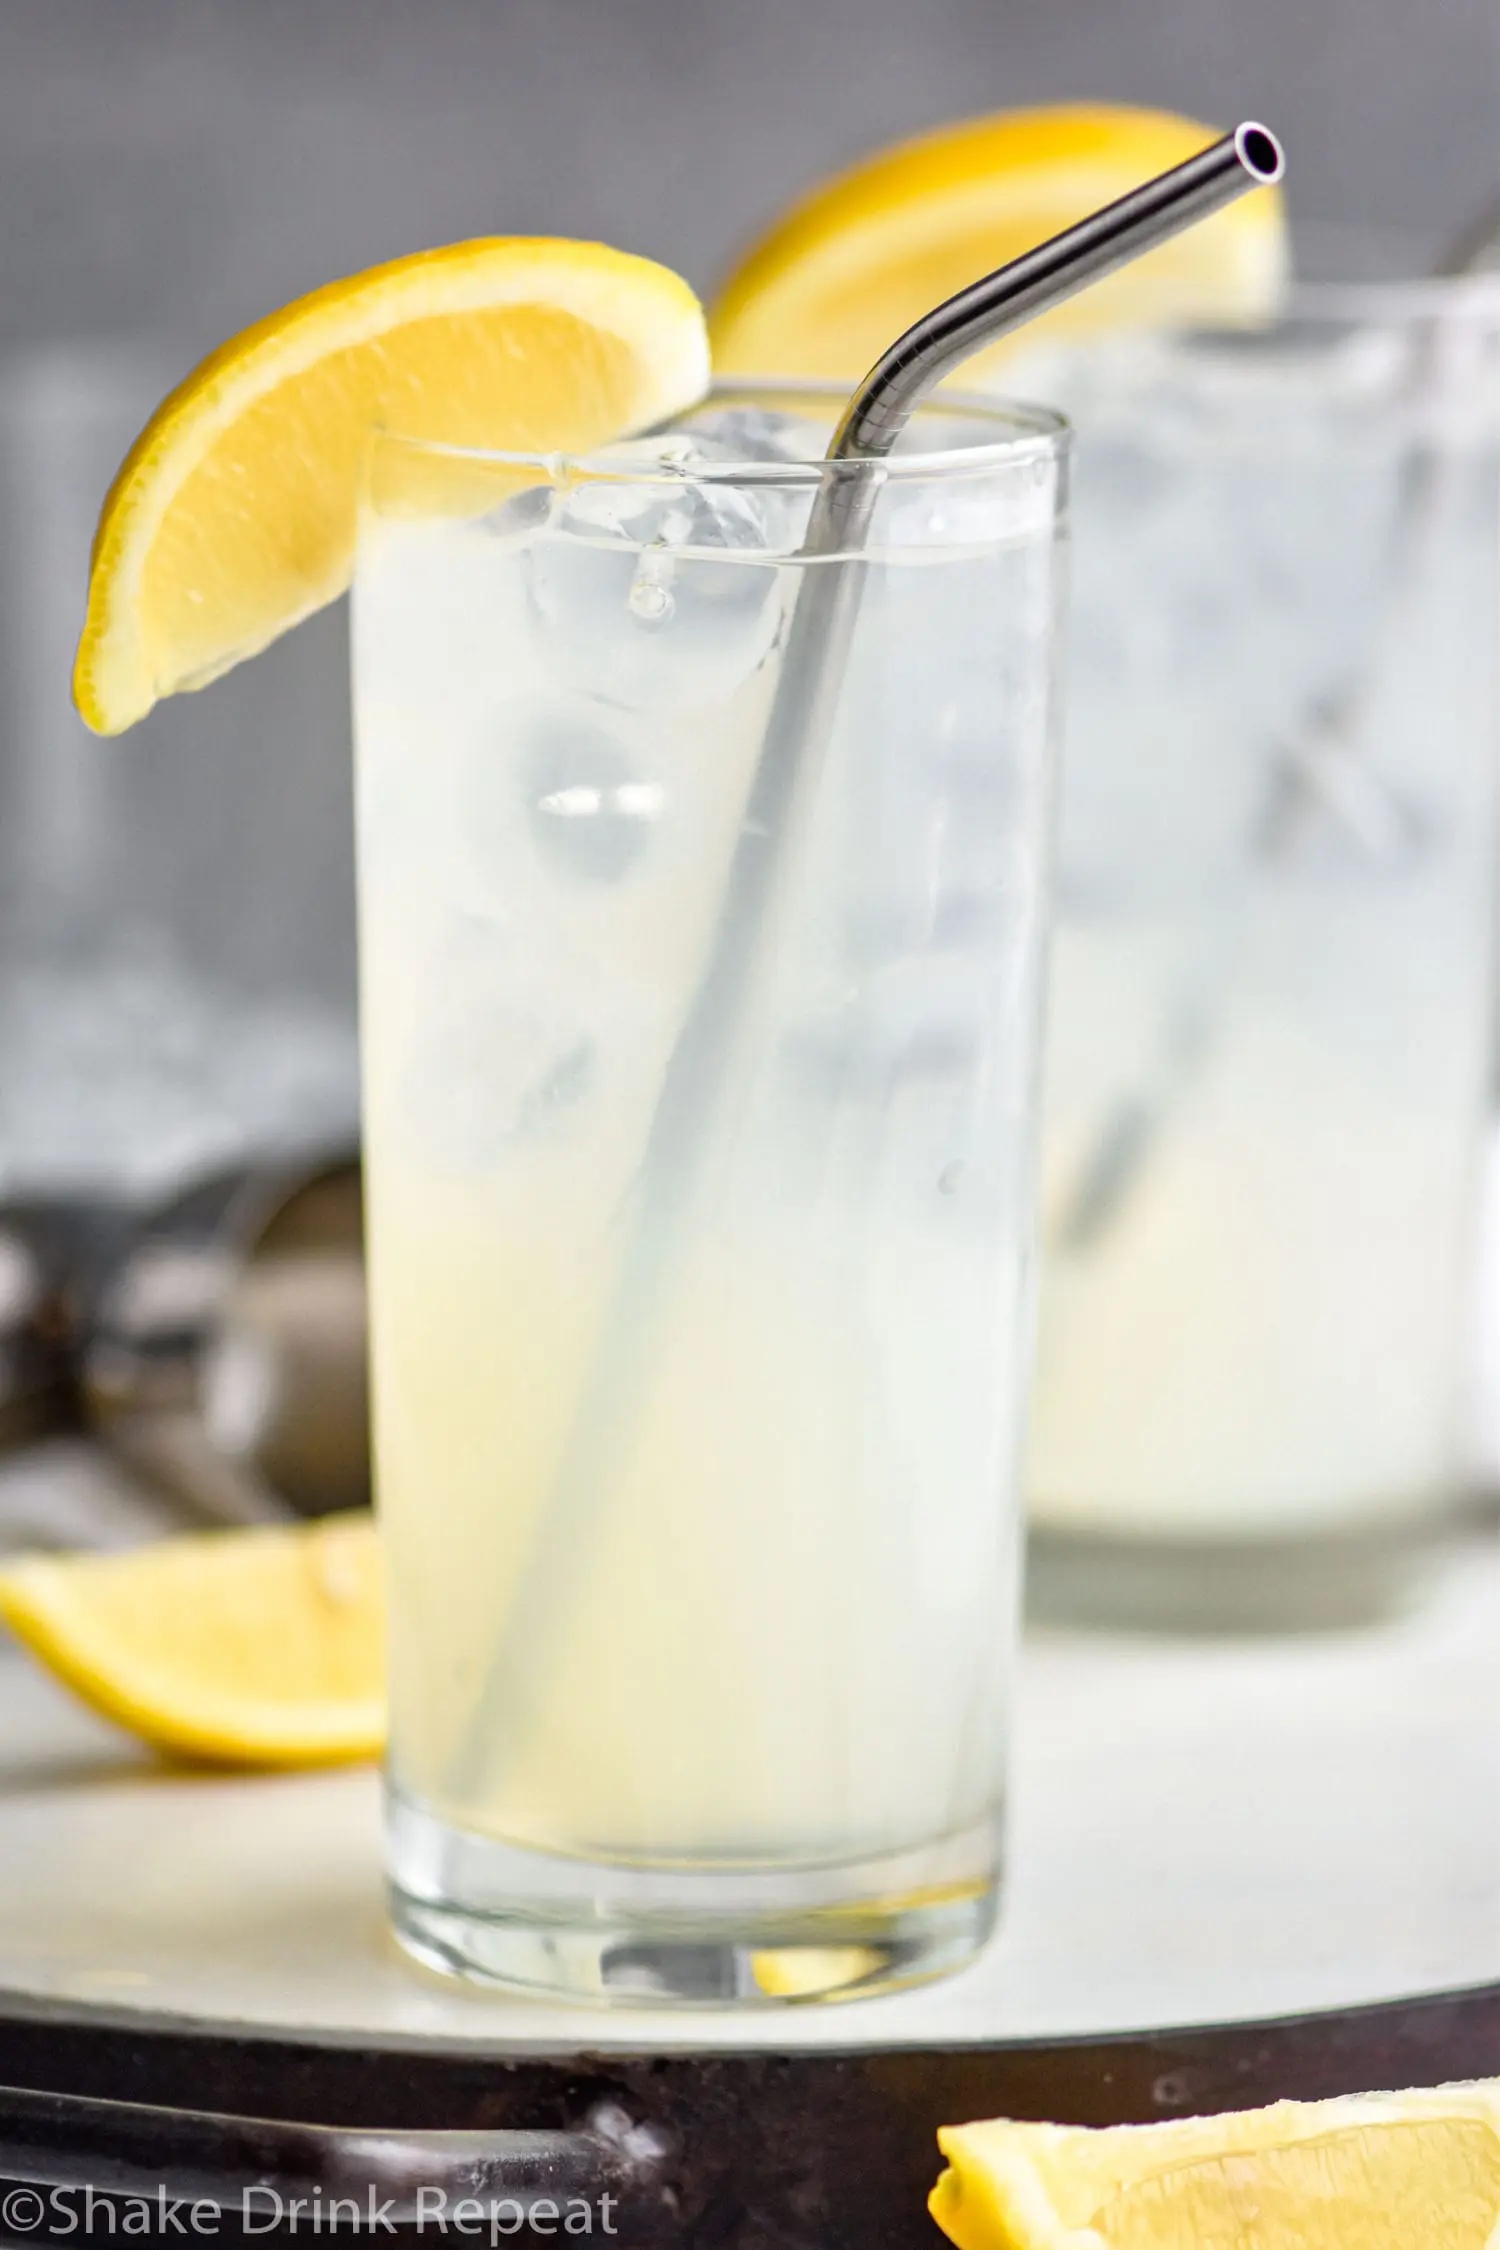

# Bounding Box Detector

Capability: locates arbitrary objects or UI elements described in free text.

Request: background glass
[1022,282,1500,1628]
[354,388,1069,2004]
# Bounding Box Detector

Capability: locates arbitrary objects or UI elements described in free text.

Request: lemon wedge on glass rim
[0,1513,383,1767]
[930,2084,1500,2250]
[73,236,709,736]
[710,103,1287,385]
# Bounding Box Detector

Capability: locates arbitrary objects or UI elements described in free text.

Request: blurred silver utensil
[0,1213,73,1452]
[1053,195,1500,1254]
[453,125,1286,1800]
[78,1149,367,1525]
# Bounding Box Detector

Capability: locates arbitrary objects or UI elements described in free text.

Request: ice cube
[527,435,792,708]
[882,448,1060,553]
[668,401,833,466]
[394,912,597,1169]
[482,481,554,542]
[449,701,661,900]
[521,713,660,884]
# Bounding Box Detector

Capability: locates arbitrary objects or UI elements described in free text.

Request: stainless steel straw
[451,122,1285,1801]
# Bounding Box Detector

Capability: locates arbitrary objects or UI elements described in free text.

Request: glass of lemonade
[1023,280,1500,1629]
[353,384,1069,2003]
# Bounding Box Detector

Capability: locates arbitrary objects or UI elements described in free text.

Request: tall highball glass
[1024,281,1500,1627]
[353,386,1069,2003]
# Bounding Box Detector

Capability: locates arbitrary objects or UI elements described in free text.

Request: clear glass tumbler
[353,385,1069,2003]
[1022,281,1500,1629]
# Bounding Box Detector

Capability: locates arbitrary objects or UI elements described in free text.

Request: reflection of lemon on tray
[0,1513,384,1766]
[73,237,709,736]
[931,2083,1500,2248]
[710,103,1287,385]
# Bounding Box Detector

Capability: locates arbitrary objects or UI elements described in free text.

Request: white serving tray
[1,1445,1496,2055]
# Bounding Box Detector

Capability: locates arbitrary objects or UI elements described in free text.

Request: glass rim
[371,379,1070,489]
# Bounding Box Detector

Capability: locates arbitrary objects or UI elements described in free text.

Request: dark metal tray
[0,1982,1498,2246]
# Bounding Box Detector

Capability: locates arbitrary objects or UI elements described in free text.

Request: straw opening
[1235,122,1285,183]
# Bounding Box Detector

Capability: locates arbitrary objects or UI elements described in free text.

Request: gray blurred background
[0,0,1494,1198]
[4,0,1497,352]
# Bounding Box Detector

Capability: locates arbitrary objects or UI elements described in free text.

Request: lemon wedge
[74,237,709,735]
[710,104,1286,385]
[931,2084,1500,2249]
[0,1513,383,1766]
[749,1946,887,1999]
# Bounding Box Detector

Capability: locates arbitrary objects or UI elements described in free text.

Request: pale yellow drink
[355,392,1068,1999]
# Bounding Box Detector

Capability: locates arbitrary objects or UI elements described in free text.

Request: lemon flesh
[931,2085,1500,2249]
[710,103,1286,385]
[74,237,709,735]
[0,1513,383,1766]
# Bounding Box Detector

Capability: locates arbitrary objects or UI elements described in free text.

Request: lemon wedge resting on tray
[931,2082,1500,2248]
[0,1513,384,1766]
[710,102,1287,384]
[73,236,709,735]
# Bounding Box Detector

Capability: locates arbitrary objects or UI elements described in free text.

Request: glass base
[1026,1519,1441,1635]
[386,1788,1000,2007]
